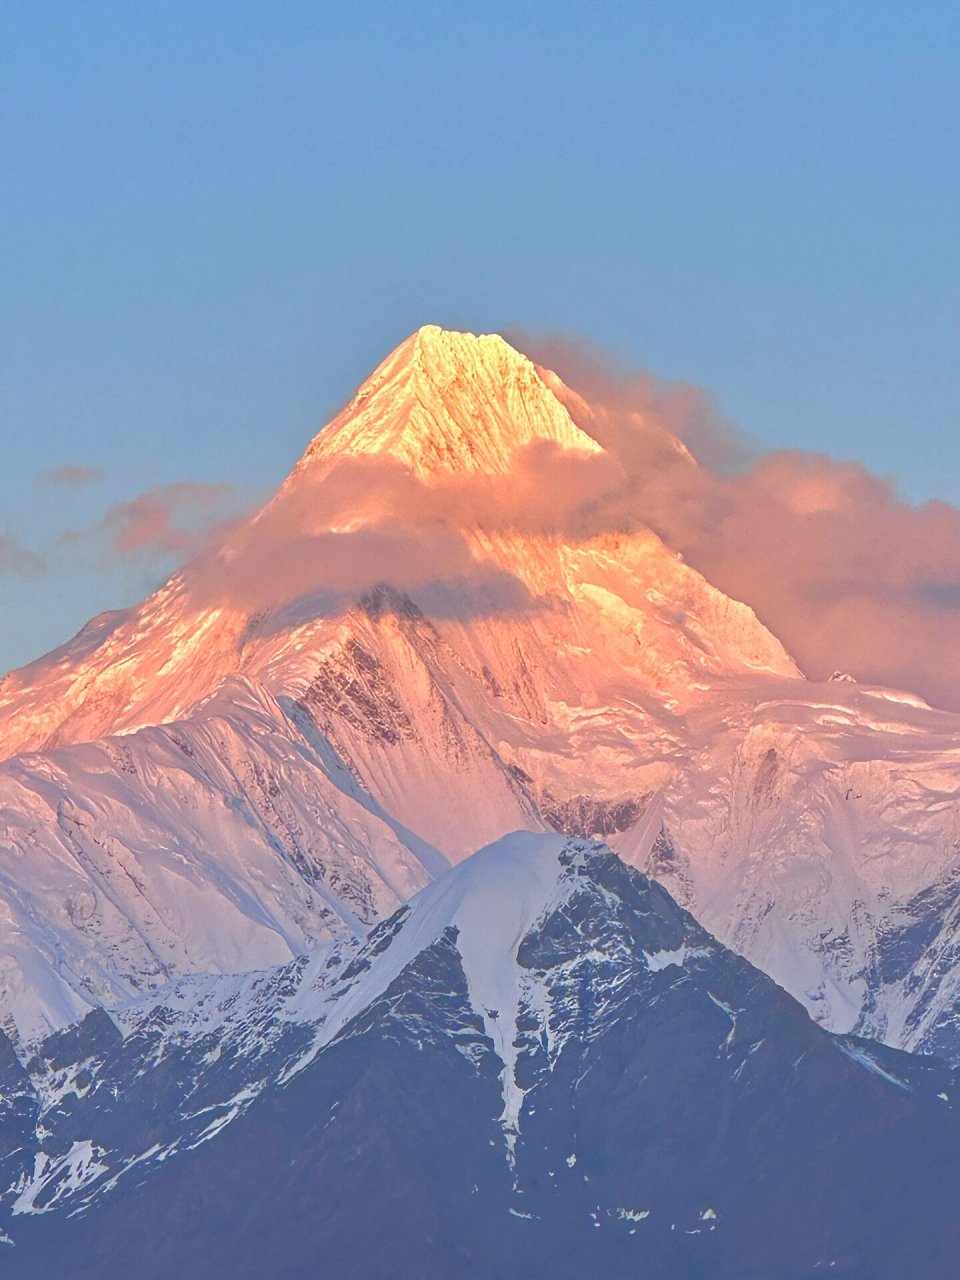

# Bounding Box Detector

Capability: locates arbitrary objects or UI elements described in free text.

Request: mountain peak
[301,325,603,477]
[406,322,524,372]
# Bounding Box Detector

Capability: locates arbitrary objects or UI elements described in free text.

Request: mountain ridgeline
[0,327,959,1274]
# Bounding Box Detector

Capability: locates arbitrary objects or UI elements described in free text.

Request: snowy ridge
[0,678,445,1046]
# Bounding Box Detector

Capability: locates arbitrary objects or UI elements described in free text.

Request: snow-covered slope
[1,325,960,1062]
[0,678,446,1045]
[4,836,960,1280]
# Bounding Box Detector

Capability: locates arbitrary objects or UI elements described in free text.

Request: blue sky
[1,1,958,671]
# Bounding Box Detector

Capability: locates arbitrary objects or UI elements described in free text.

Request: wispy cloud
[186,466,538,624]
[34,462,104,489]
[61,482,241,565]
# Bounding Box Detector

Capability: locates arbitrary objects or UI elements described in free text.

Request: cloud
[34,463,104,488]
[62,482,241,565]
[289,445,624,539]
[189,466,539,625]
[519,334,960,711]
[507,330,755,473]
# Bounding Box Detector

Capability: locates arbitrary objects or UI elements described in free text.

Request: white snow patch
[614,1207,651,1223]
[13,1141,109,1215]
[644,945,709,972]
[185,1085,261,1149]
[94,1144,164,1197]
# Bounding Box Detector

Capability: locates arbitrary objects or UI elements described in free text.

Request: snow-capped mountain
[3,835,959,1279]
[1,325,960,1067]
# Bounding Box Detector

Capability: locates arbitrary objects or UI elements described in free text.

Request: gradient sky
[1,1,958,673]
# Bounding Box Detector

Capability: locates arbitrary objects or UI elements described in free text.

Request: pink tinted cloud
[35,463,104,488]
[63,482,240,565]
[510,330,754,472]
[191,468,537,620]
[526,334,960,710]
[293,445,624,538]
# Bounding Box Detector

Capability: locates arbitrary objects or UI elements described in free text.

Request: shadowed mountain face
[1,327,960,1066]
[3,836,960,1280]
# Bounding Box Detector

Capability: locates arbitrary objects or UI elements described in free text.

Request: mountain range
[1,325,959,1274]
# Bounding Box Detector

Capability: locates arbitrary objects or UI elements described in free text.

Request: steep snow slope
[1,326,960,1059]
[4,836,960,1280]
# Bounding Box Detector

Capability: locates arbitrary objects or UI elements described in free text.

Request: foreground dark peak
[4,835,960,1279]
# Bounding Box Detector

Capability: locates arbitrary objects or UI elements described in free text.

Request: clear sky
[1,1,958,672]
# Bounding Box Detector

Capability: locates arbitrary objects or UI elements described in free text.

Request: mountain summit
[301,325,604,476]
